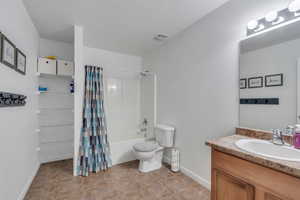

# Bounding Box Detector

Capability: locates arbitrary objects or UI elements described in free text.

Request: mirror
[239,20,300,131]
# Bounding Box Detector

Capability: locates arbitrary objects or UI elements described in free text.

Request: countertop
[206,134,300,179]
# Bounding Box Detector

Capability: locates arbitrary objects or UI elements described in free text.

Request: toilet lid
[133,142,159,152]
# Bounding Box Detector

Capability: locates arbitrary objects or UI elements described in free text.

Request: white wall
[142,0,290,188]
[0,0,40,199]
[39,38,74,61]
[74,25,84,176]
[240,38,300,131]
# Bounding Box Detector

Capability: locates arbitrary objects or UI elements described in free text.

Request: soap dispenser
[293,125,300,149]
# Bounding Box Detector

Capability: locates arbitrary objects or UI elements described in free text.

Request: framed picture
[240,78,247,89]
[16,49,26,75]
[1,35,16,69]
[248,76,263,88]
[0,32,2,62]
[265,74,283,87]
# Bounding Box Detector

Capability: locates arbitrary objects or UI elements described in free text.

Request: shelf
[40,139,73,145]
[36,72,74,79]
[40,123,74,128]
[36,108,74,115]
[37,91,74,96]
[39,107,73,110]
[38,107,74,112]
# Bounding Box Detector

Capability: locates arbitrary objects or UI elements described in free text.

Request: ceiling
[23,0,230,56]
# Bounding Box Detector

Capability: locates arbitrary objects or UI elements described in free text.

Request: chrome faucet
[272,125,295,146]
[285,125,295,136]
[138,118,148,137]
[272,129,284,145]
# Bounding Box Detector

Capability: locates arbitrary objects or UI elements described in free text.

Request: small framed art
[1,35,16,69]
[248,76,263,88]
[16,49,26,75]
[240,78,247,89]
[0,32,2,62]
[265,74,283,87]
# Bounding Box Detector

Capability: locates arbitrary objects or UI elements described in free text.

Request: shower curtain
[77,66,112,176]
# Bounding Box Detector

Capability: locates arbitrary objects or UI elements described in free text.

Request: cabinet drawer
[38,58,57,75]
[57,60,74,76]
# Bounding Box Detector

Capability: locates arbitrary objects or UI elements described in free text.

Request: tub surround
[206,129,300,179]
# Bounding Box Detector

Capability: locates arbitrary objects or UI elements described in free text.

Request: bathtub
[110,137,146,165]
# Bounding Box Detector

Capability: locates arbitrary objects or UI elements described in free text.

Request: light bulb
[247,20,258,30]
[289,0,300,12]
[265,11,278,22]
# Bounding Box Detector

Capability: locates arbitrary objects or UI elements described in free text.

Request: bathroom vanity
[206,128,300,200]
[213,9,300,200]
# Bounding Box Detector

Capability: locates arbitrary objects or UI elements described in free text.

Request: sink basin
[235,139,300,162]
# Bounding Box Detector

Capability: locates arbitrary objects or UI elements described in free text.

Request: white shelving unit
[36,72,74,79]
[37,68,74,163]
[36,91,74,96]
[37,57,74,77]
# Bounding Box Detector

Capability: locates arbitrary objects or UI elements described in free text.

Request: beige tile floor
[25,159,210,200]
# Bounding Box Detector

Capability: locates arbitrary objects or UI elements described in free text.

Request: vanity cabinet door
[212,169,254,200]
[264,193,285,200]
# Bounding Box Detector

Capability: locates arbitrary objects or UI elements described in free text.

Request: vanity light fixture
[247,1,300,37]
[254,24,265,32]
[247,20,265,33]
[265,11,278,22]
[288,0,300,16]
[265,11,285,25]
[247,20,258,30]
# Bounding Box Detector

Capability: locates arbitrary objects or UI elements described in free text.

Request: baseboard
[40,154,73,164]
[163,155,211,190]
[180,166,211,190]
[17,162,40,200]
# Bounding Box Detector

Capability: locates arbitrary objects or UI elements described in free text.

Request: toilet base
[138,150,163,173]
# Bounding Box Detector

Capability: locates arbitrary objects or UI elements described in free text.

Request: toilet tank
[155,124,175,147]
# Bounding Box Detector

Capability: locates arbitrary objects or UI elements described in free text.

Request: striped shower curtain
[77,66,112,176]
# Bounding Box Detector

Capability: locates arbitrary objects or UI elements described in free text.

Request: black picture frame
[265,74,283,87]
[248,76,263,88]
[0,32,2,62]
[1,35,16,70]
[16,48,26,75]
[240,78,247,89]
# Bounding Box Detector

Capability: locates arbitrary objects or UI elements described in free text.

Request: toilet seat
[133,142,159,152]
[133,141,164,173]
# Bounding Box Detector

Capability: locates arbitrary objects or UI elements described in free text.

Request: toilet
[133,124,175,173]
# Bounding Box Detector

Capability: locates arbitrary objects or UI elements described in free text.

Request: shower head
[140,70,151,76]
